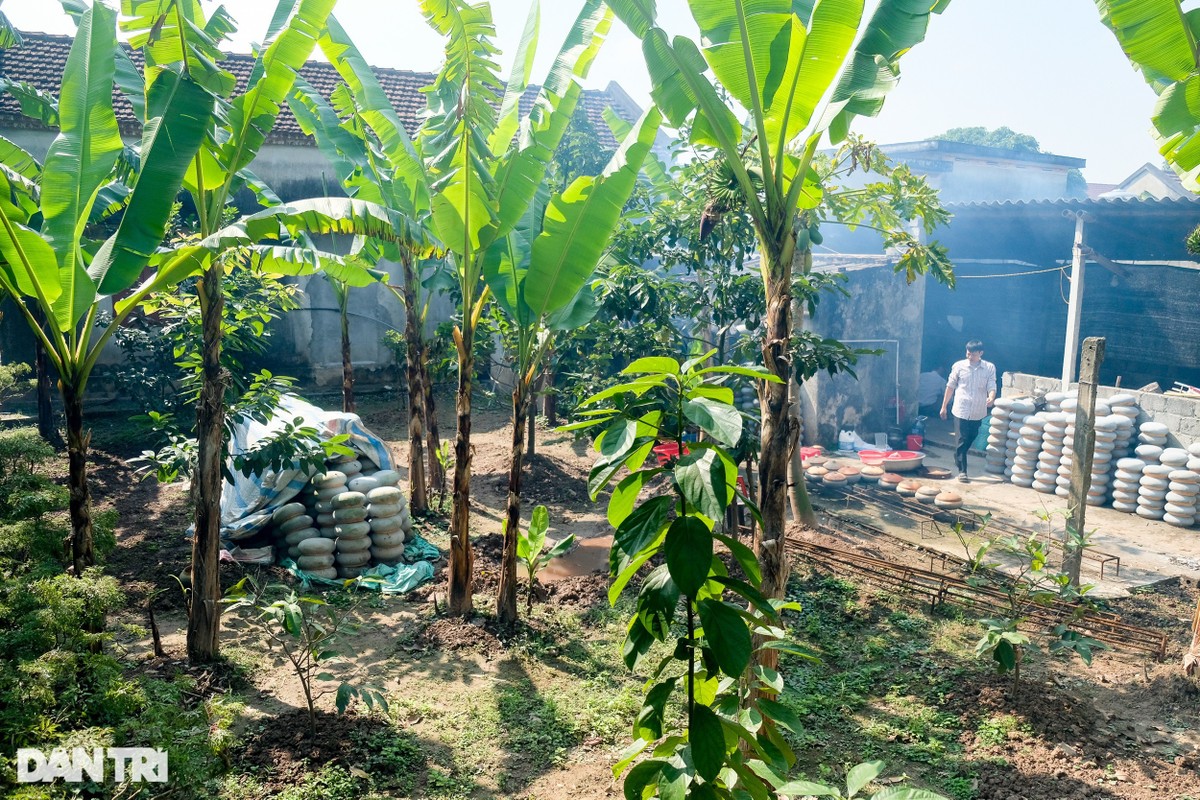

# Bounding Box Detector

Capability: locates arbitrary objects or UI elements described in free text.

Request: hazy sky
[7,0,1164,184]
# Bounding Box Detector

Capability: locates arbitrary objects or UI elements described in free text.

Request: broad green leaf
[612,738,651,779]
[92,75,214,296]
[319,15,429,210]
[0,219,60,305]
[846,760,885,799]
[636,564,679,637]
[607,0,658,38]
[696,364,782,381]
[774,778,841,797]
[577,374,669,406]
[488,0,612,244]
[623,614,656,670]
[824,0,951,141]
[623,356,681,376]
[635,678,676,742]
[689,704,726,782]
[599,417,640,458]
[712,575,776,617]
[610,547,657,605]
[713,532,762,583]
[689,0,791,120]
[698,598,752,676]
[683,396,743,446]
[674,448,737,520]
[488,0,540,155]
[763,0,863,152]
[1096,0,1195,83]
[523,106,661,318]
[757,698,803,733]
[613,495,674,562]
[687,385,734,404]
[869,788,951,800]
[603,106,678,196]
[608,468,662,528]
[41,2,123,329]
[623,759,667,800]
[656,763,687,800]
[664,515,712,597]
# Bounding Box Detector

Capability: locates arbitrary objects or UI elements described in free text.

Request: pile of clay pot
[801,451,964,512]
[268,453,412,579]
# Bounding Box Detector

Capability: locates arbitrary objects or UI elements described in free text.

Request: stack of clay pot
[1081,401,1115,507]
[822,469,847,491]
[272,502,331,577]
[984,398,1012,475]
[1010,410,1044,488]
[1042,391,1067,414]
[267,452,412,576]
[367,482,410,563]
[1189,442,1200,472]
[1035,412,1069,495]
[1111,458,1144,514]
[1106,394,1139,458]
[1158,448,1194,527]
[1133,434,1167,520]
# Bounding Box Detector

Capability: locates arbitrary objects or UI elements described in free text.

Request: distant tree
[936,126,1041,153]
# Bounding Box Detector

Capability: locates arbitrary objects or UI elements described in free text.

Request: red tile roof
[0,31,628,149]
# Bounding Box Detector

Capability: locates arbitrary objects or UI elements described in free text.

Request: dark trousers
[954,415,983,473]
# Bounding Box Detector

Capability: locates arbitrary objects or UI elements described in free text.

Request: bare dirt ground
[87,395,1200,799]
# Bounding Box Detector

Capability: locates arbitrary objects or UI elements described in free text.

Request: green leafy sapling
[777,759,948,800]
[224,577,388,734]
[515,505,575,614]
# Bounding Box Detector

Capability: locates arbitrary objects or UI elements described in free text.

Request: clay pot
[934,491,963,509]
[915,485,940,504]
[879,472,904,488]
[896,479,921,497]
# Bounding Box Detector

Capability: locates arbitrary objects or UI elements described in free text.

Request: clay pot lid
[898,479,923,491]
[860,465,885,477]
[808,455,828,466]
[806,466,829,477]
[839,466,861,476]
[880,472,904,484]
[923,466,952,479]
[935,491,962,502]
[915,486,940,497]
[822,472,847,483]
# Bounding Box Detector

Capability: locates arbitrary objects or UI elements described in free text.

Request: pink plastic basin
[857,449,925,472]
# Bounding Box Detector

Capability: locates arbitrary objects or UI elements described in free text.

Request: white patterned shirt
[946,358,996,421]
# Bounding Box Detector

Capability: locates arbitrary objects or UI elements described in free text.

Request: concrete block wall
[1003,372,1200,448]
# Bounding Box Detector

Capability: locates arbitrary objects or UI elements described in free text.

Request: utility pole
[1061,211,1088,389]
[1064,336,1105,586]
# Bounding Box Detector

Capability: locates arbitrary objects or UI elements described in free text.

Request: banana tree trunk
[543,363,557,427]
[447,321,476,616]
[498,378,531,624]
[62,386,94,574]
[401,259,428,514]
[188,263,227,663]
[339,287,355,413]
[32,305,62,448]
[526,374,537,458]
[423,343,445,494]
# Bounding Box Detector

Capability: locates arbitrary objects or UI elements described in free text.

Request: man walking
[940,339,996,482]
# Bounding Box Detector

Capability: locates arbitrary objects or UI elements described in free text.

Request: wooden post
[1064,336,1105,586]
[1061,212,1088,389]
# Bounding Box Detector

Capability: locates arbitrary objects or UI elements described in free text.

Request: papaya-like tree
[0,2,212,575]
[418,0,619,615]
[485,109,661,624]
[1093,1,1200,188]
[604,0,953,617]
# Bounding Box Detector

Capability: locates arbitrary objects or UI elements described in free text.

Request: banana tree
[286,28,443,512]
[419,0,617,615]
[604,0,953,611]
[0,1,212,575]
[1093,1,1200,188]
[486,109,661,624]
[119,0,339,662]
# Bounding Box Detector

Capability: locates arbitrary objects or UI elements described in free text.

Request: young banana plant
[418,0,629,616]
[484,109,661,624]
